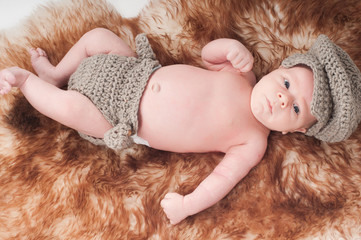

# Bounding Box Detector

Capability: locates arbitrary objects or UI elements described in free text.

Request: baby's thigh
[84,28,136,57]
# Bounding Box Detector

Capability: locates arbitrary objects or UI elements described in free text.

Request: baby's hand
[161,192,188,225]
[226,42,254,72]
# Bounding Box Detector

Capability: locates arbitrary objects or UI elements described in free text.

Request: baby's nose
[277,92,289,108]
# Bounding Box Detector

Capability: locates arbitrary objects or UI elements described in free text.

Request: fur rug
[1,0,361,239]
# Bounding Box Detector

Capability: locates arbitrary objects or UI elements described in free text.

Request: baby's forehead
[283,65,315,100]
[283,65,315,84]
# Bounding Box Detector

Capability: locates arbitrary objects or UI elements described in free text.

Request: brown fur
[1,0,361,239]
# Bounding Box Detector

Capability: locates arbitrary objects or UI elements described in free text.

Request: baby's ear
[293,128,307,133]
[282,128,307,135]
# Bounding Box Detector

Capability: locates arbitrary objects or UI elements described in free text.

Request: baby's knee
[84,28,118,43]
[82,28,133,56]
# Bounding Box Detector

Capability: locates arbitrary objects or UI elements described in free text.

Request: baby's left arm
[201,38,254,73]
[161,137,267,224]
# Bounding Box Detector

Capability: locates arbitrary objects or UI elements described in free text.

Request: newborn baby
[0,28,360,224]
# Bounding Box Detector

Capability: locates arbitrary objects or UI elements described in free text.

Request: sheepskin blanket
[1,0,361,239]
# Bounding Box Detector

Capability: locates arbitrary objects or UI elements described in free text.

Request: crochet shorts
[67,34,160,150]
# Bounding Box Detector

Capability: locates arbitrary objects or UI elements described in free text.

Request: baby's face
[251,65,316,134]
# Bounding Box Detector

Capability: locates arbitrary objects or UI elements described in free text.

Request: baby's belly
[138,81,212,151]
[136,65,244,153]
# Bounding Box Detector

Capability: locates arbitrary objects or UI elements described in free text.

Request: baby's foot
[0,70,14,94]
[29,48,58,86]
[0,67,29,94]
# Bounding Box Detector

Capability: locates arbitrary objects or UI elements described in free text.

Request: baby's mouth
[266,98,273,114]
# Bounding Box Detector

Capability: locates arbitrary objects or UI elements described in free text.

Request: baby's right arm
[161,136,267,224]
[201,38,254,73]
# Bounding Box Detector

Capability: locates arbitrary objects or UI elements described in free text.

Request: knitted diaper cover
[68,34,161,150]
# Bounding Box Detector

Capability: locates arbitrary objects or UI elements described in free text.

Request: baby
[0,28,360,224]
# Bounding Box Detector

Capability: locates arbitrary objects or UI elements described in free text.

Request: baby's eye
[284,79,290,89]
[293,104,300,114]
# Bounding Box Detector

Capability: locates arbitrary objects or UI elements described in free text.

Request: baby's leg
[0,67,112,138]
[31,28,136,87]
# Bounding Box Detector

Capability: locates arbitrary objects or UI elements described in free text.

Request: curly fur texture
[1,0,361,239]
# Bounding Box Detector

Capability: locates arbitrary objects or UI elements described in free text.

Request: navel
[151,82,161,92]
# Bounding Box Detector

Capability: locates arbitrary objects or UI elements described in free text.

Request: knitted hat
[281,34,361,142]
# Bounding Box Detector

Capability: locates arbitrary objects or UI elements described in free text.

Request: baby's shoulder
[226,132,268,165]
[245,127,270,151]
[239,71,257,86]
[221,70,256,87]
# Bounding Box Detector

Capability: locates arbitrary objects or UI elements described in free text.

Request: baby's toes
[36,48,47,57]
[3,70,16,85]
[29,48,46,60]
[29,48,40,60]
[0,81,11,95]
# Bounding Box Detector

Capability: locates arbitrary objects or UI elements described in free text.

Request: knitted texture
[68,34,161,149]
[282,34,361,142]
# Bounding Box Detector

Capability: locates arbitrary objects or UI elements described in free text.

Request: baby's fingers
[227,50,254,72]
[234,56,254,72]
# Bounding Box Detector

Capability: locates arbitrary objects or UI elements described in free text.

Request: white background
[0,0,150,30]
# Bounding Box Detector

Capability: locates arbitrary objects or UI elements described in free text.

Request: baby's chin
[250,100,272,128]
[252,115,289,133]
[250,111,274,131]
